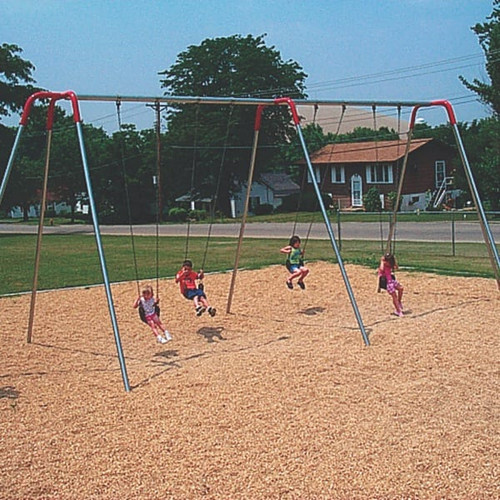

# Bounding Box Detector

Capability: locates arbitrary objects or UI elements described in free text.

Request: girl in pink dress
[378,253,404,317]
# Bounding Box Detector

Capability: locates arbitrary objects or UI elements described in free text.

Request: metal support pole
[451,212,456,257]
[27,124,53,343]
[75,120,131,391]
[337,210,342,251]
[404,100,499,289]
[0,126,24,204]
[451,123,500,288]
[226,107,263,314]
[295,123,370,346]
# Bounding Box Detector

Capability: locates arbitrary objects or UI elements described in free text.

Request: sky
[1,0,495,132]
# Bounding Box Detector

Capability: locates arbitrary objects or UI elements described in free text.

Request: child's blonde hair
[141,284,153,295]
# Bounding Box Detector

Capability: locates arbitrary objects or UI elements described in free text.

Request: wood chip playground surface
[0,262,498,499]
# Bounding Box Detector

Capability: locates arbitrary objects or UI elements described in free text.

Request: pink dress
[379,261,400,294]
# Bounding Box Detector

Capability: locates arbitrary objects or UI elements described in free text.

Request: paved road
[1,220,499,243]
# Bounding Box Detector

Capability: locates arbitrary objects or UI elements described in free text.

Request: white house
[230,172,300,218]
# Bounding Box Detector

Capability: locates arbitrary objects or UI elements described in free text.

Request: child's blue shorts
[184,289,206,300]
[288,264,300,273]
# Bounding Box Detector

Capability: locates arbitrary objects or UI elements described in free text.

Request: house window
[307,166,321,184]
[366,164,393,184]
[435,160,446,188]
[330,165,345,183]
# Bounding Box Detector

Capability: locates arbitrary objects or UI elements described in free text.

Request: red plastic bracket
[409,99,457,129]
[20,90,82,128]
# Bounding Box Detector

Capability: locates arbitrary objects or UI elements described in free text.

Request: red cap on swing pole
[274,97,301,125]
[254,97,302,131]
[409,99,457,129]
[254,104,265,131]
[19,90,82,126]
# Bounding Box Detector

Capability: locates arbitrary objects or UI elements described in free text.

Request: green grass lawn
[0,233,497,295]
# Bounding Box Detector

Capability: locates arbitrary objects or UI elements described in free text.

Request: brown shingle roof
[259,173,300,196]
[309,138,433,164]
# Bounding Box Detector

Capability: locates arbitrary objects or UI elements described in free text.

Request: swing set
[1,91,498,393]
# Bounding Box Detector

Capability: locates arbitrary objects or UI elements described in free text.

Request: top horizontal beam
[77,94,433,108]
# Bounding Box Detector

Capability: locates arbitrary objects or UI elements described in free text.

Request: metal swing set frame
[1,90,498,392]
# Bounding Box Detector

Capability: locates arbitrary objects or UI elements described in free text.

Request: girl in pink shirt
[378,253,404,317]
[133,284,172,344]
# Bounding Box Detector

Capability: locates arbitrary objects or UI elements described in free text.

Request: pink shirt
[379,261,393,280]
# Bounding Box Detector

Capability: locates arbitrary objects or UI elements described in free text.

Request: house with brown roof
[304,138,457,211]
[230,172,300,217]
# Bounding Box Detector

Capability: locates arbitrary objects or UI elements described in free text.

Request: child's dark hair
[183,259,193,268]
[384,253,396,268]
[289,235,301,246]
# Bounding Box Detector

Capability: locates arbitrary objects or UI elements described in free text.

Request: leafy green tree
[49,118,112,222]
[96,124,158,223]
[0,43,37,120]
[334,126,399,143]
[0,43,37,214]
[459,0,500,115]
[159,34,307,215]
[462,117,500,209]
[457,2,500,209]
[281,123,330,183]
[1,104,48,220]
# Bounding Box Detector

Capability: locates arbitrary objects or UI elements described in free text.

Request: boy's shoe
[196,306,206,316]
[164,331,172,342]
[157,334,168,344]
[297,280,305,290]
[208,306,216,317]
[395,310,404,317]
[286,281,293,290]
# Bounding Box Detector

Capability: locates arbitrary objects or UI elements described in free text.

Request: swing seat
[138,304,161,324]
[378,274,395,290]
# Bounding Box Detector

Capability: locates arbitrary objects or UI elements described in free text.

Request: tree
[462,117,500,210]
[334,126,399,143]
[0,104,47,220]
[0,43,36,120]
[459,0,500,115]
[159,34,307,215]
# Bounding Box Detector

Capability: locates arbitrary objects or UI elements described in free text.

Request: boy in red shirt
[175,259,216,317]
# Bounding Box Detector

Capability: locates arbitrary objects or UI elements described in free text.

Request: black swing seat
[138,304,161,324]
[378,274,396,290]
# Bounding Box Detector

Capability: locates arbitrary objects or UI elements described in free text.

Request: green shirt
[289,247,302,265]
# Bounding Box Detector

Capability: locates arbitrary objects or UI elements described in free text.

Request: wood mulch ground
[1,262,498,499]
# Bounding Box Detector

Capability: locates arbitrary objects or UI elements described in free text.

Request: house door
[351,174,363,207]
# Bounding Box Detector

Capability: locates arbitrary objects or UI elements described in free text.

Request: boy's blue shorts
[288,264,300,273]
[184,289,206,300]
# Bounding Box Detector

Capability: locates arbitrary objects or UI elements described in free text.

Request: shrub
[167,207,188,222]
[387,191,398,211]
[188,209,208,221]
[254,203,273,215]
[277,191,332,212]
[363,187,382,212]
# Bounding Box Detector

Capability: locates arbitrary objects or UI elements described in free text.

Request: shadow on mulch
[0,386,19,399]
[197,326,226,343]
[299,306,325,316]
